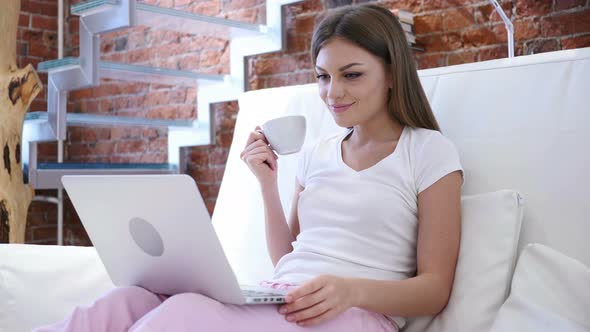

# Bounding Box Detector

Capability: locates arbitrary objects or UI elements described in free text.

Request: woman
[36,3,462,332]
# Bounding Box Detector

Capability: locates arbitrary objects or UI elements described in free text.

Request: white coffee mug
[261,115,306,155]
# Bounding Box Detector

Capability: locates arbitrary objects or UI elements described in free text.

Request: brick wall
[18,0,590,244]
[18,0,64,244]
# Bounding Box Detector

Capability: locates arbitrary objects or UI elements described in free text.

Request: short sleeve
[295,144,313,187]
[414,131,464,194]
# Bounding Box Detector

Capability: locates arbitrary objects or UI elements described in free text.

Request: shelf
[71,0,266,38]
[31,162,178,189]
[38,57,225,86]
[25,111,197,129]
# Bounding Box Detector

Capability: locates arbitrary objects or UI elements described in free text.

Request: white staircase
[23,0,302,244]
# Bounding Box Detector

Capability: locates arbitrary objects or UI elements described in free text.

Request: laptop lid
[61,174,247,304]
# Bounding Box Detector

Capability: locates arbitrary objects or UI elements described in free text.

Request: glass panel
[38,57,80,72]
[136,3,264,38]
[100,61,224,86]
[71,0,118,15]
[39,162,177,170]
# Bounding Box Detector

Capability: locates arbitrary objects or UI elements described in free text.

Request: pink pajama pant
[34,283,398,332]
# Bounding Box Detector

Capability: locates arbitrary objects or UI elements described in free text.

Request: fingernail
[287,315,294,321]
[279,308,286,314]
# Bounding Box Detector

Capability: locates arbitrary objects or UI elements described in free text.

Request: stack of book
[392,9,423,52]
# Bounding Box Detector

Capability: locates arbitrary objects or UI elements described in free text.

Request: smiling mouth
[331,102,355,113]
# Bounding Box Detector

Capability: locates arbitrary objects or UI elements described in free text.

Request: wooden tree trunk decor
[1,0,43,243]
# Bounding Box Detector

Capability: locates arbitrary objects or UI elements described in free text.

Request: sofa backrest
[212,47,590,286]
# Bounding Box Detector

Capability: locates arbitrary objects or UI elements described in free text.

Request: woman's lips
[331,102,354,113]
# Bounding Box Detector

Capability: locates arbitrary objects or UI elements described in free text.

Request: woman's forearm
[260,184,296,266]
[347,273,452,317]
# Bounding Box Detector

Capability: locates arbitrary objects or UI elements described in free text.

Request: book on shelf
[392,9,414,24]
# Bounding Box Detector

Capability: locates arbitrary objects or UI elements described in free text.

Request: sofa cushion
[403,190,524,332]
[490,244,590,332]
[0,244,113,332]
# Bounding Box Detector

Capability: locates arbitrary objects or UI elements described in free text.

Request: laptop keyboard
[242,289,283,298]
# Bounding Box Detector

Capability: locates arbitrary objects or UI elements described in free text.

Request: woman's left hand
[278,275,358,327]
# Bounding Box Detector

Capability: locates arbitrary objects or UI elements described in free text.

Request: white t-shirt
[270,126,463,328]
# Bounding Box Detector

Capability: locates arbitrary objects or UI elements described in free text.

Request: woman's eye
[316,74,329,80]
[345,73,362,79]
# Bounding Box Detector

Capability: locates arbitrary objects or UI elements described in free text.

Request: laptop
[61,174,287,305]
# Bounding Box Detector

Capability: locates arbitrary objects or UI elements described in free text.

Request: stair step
[25,111,197,129]
[72,0,266,38]
[30,162,178,189]
[38,57,225,86]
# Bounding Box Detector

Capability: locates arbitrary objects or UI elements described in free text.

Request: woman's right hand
[240,126,279,186]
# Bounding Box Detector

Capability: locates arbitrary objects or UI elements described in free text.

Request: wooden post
[0,0,43,243]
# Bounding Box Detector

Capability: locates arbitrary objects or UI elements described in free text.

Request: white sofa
[1,47,589,332]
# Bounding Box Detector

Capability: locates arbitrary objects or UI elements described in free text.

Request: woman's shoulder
[404,126,459,159]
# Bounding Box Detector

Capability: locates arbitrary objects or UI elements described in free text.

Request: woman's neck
[347,112,404,147]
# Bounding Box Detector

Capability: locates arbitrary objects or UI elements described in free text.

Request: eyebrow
[315,63,363,72]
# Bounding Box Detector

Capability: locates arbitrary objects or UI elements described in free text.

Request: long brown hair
[311,4,440,131]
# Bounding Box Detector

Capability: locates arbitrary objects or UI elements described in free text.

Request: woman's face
[315,37,392,128]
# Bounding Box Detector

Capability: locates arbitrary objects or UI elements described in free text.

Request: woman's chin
[331,114,354,128]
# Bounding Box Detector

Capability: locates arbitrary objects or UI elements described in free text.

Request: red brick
[222,0,263,11]
[178,54,201,70]
[146,106,178,119]
[149,30,182,45]
[147,137,167,151]
[561,34,590,49]
[91,141,117,155]
[226,8,260,24]
[188,1,221,16]
[115,140,147,154]
[21,1,57,16]
[474,2,514,24]
[205,200,216,215]
[293,15,317,34]
[19,14,30,27]
[188,36,227,50]
[69,17,80,34]
[515,0,552,17]
[217,131,234,148]
[190,167,218,183]
[288,0,324,15]
[447,51,477,65]
[127,48,152,63]
[140,153,166,163]
[67,143,92,157]
[462,27,501,48]
[199,49,223,67]
[209,148,229,165]
[29,40,57,59]
[263,75,288,88]
[31,15,57,31]
[414,14,442,34]
[513,18,542,41]
[443,8,475,32]
[415,54,445,69]
[295,53,312,70]
[254,57,297,75]
[522,39,559,55]
[287,33,310,53]
[478,45,509,61]
[288,71,314,85]
[421,0,448,12]
[554,0,586,10]
[189,149,210,165]
[421,32,462,52]
[542,9,590,37]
